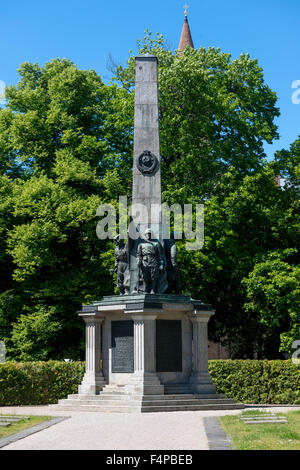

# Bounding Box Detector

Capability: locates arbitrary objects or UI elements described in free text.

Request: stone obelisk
[129,55,167,293]
[132,55,161,234]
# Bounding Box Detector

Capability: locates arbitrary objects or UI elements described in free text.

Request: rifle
[137,261,141,294]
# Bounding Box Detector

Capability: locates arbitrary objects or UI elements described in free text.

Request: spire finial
[178,3,194,53]
[183,4,189,18]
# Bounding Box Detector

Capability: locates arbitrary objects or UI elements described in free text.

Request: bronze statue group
[114,229,180,295]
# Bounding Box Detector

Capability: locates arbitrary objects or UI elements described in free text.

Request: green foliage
[9,306,62,360]
[0,58,131,359]
[0,361,85,406]
[243,250,300,354]
[0,360,298,406]
[208,360,300,404]
[182,163,299,357]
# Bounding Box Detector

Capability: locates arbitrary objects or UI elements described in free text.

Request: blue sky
[1,0,299,158]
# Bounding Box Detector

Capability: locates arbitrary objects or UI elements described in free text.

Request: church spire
[178,5,194,53]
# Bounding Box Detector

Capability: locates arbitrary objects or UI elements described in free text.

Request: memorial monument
[51,53,243,413]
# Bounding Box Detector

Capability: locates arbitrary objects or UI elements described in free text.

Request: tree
[178,157,299,358]
[0,59,132,359]
[112,32,280,202]
[243,250,299,356]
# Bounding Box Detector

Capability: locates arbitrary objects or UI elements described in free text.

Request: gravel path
[0,405,299,450]
[1,409,208,450]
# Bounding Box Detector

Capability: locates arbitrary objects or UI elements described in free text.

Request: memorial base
[50,295,244,412]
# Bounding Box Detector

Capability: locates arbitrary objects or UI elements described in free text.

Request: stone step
[99,394,199,400]
[141,403,244,412]
[144,393,227,400]
[143,398,235,406]
[165,388,191,391]
[99,395,227,402]
[98,388,126,395]
[68,393,226,401]
[101,385,125,390]
[59,398,138,406]
[49,404,140,413]
[49,402,244,413]
[68,393,141,401]
[165,387,191,392]
[164,385,192,393]
[59,397,235,407]
[67,393,131,400]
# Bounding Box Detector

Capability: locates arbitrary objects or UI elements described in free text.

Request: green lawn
[0,415,52,439]
[219,409,300,450]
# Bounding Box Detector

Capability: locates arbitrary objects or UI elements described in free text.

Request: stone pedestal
[78,316,106,394]
[47,294,245,412]
[77,294,216,397]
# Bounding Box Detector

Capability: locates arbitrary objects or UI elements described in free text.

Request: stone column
[78,316,106,395]
[189,311,216,394]
[125,314,164,395]
[133,319,145,374]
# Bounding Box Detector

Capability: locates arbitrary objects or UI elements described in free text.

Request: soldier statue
[114,234,130,295]
[136,228,165,294]
[164,232,181,295]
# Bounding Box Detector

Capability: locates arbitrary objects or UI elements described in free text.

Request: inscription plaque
[156,320,182,372]
[111,320,134,373]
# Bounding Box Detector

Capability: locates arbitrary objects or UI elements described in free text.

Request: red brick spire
[274,155,281,187]
[275,174,281,187]
[178,8,194,53]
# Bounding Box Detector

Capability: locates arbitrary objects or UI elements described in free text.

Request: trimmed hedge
[0,361,85,406]
[0,360,299,406]
[208,360,300,404]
